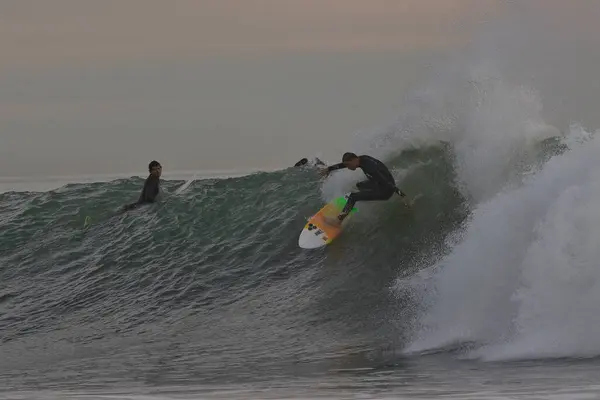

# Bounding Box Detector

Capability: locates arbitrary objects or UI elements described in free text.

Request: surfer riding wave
[320,152,410,223]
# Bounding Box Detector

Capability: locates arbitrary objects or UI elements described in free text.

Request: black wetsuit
[327,155,403,214]
[123,175,160,211]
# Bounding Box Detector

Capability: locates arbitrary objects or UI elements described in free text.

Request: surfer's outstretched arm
[327,163,346,172]
[319,162,346,177]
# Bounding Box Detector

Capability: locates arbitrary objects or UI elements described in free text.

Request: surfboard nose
[298,228,326,249]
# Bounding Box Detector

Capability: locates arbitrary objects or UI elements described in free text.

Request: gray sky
[0,0,499,177]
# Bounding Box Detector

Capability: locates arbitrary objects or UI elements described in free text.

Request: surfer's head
[342,152,360,170]
[148,160,162,177]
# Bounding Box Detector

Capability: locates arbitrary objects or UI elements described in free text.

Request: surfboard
[298,193,357,249]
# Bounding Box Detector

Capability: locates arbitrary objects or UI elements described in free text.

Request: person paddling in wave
[319,152,410,225]
[122,160,162,211]
[294,157,326,168]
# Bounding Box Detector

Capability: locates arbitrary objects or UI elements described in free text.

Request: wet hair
[342,152,358,162]
[148,160,161,171]
[294,158,308,167]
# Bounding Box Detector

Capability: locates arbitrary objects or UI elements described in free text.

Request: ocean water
[3,120,600,399]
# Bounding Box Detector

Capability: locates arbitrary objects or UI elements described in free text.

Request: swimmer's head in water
[342,152,359,170]
[149,160,162,177]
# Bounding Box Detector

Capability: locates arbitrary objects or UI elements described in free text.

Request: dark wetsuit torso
[123,175,160,211]
[327,155,400,213]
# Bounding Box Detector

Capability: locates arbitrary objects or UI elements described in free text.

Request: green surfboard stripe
[332,195,357,214]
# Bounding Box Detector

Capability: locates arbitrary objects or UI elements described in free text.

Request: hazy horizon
[1,0,494,177]
[3,1,600,178]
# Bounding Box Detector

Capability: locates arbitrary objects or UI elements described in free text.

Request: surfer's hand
[319,168,330,177]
